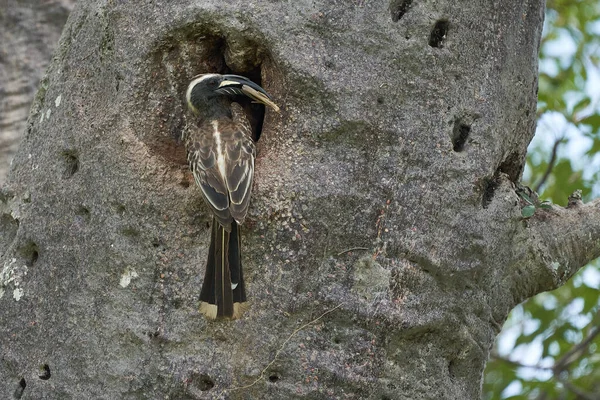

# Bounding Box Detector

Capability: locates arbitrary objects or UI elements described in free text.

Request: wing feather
[223,105,255,223]
[185,102,256,227]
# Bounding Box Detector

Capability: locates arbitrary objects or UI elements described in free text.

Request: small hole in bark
[429,20,449,48]
[198,374,215,391]
[31,250,39,265]
[333,336,342,344]
[19,241,39,267]
[61,150,79,178]
[172,298,183,309]
[115,72,123,92]
[448,359,456,378]
[482,176,499,208]
[268,373,280,382]
[13,378,26,399]
[39,364,51,380]
[76,206,91,222]
[115,204,126,215]
[452,120,471,152]
[382,396,392,400]
[121,226,140,237]
[377,97,384,105]
[498,152,522,183]
[390,0,413,22]
[179,177,190,188]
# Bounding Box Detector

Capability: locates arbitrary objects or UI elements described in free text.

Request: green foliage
[484,1,600,398]
[521,204,537,218]
[484,264,600,399]
[517,190,553,218]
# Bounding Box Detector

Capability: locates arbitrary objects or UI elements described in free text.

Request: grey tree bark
[1,1,599,399]
[0,0,76,184]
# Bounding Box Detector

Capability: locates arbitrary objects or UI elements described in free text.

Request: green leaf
[521,205,536,218]
[538,202,553,209]
[518,192,534,205]
[572,96,591,114]
[581,284,600,313]
[586,138,600,156]
[579,114,600,132]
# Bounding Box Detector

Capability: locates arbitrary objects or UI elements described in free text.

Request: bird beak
[218,75,280,112]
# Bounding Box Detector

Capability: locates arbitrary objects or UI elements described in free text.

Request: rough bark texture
[0,0,76,184]
[1,0,599,399]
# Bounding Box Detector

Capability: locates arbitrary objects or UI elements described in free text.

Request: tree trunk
[0,0,75,183]
[2,1,599,399]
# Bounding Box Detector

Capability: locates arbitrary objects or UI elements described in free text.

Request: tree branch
[490,353,553,371]
[492,324,600,400]
[534,136,564,194]
[553,325,600,373]
[525,197,600,294]
[556,376,598,400]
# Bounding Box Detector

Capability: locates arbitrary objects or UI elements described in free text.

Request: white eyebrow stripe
[185,74,220,104]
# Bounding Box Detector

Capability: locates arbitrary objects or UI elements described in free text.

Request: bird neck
[195,97,232,122]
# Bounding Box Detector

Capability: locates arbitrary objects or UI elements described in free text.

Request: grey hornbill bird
[184,74,279,319]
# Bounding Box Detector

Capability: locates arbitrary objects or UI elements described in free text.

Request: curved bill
[218,74,280,112]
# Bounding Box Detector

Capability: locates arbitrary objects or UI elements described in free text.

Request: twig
[337,247,369,256]
[557,376,597,400]
[534,136,564,193]
[494,324,600,399]
[492,325,599,373]
[219,303,343,397]
[553,325,600,373]
[490,353,553,371]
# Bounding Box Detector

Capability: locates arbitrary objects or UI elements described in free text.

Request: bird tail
[199,218,248,319]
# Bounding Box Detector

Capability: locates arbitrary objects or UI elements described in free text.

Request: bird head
[186,73,279,115]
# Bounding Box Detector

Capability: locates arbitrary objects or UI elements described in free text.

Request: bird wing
[186,103,255,227]
[187,125,231,226]
[226,103,256,223]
